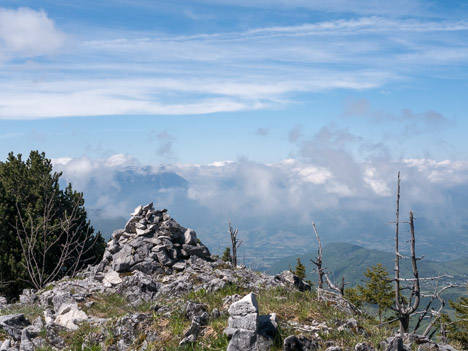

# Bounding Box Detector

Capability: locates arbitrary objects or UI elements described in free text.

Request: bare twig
[14,191,98,290]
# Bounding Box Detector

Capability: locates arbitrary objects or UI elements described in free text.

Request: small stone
[173,262,186,271]
[143,202,154,212]
[184,229,197,245]
[131,205,143,216]
[103,270,123,287]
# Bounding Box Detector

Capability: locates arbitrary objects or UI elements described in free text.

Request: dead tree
[394,210,421,335]
[391,172,459,337]
[311,222,343,296]
[310,222,325,290]
[228,221,242,267]
[15,191,100,290]
[413,283,462,338]
[339,277,347,296]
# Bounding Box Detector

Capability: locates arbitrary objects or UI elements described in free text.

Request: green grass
[59,322,102,351]
[0,302,44,321]
[185,283,247,312]
[256,286,391,350]
[83,292,153,319]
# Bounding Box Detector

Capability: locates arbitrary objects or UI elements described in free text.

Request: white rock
[54,305,88,330]
[103,270,123,288]
[184,229,197,245]
[43,310,54,325]
[228,292,258,316]
[131,205,143,217]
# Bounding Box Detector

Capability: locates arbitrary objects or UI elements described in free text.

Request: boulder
[283,335,320,351]
[182,244,211,258]
[0,314,30,341]
[274,271,311,292]
[224,292,279,351]
[184,229,197,245]
[225,293,259,351]
[54,304,88,330]
[102,270,123,287]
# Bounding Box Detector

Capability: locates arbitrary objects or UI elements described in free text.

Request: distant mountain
[80,168,188,240]
[268,242,468,315]
[83,168,188,210]
[268,242,468,285]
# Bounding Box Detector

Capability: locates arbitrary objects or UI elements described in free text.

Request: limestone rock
[355,342,377,351]
[438,344,459,351]
[0,314,30,341]
[54,304,88,330]
[185,301,208,321]
[274,270,311,292]
[184,229,197,245]
[0,339,11,350]
[97,203,212,275]
[326,347,343,351]
[228,292,259,316]
[103,270,123,287]
[283,335,320,351]
[224,292,279,351]
[0,296,7,308]
[225,293,259,351]
[384,337,409,351]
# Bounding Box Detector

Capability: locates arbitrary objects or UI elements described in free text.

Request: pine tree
[294,257,306,279]
[448,285,468,348]
[344,286,363,308]
[357,263,394,322]
[0,151,105,299]
[222,247,231,263]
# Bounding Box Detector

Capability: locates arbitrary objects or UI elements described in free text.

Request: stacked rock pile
[96,202,211,274]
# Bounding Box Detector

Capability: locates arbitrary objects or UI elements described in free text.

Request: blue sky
[2,1,468,257]
[1,0,468,165]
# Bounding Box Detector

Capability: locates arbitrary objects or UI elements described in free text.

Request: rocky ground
[0,204,462,350]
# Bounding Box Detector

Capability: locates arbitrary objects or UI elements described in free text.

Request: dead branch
[396,274,452,282]
[14,191,98,290]
[324,273,342,295]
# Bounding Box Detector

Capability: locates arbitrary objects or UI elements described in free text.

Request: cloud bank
[53,150,468,259]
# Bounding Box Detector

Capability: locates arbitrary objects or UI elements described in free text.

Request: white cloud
[51,150,468,256]
[105,154,137,167]
[0,7,65,57]
[54,152,468,225]
[1,11,466,119]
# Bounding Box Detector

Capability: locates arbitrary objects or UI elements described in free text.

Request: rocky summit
[97,202,210,275]
[0,204,462,351]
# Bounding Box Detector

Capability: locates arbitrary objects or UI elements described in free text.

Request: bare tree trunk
[340,277,346,296]
[393,173,422,336]
[395,171,401,313]
[228,221,242,268]
[310,222,324,290]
